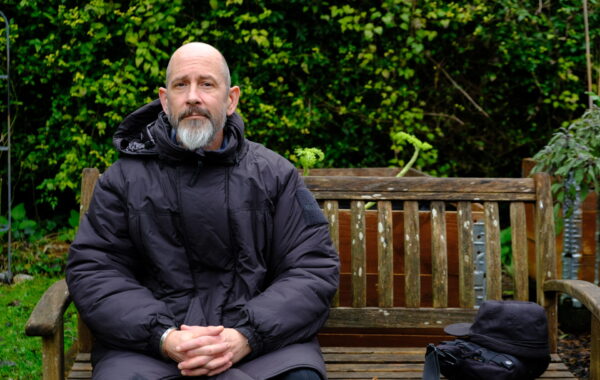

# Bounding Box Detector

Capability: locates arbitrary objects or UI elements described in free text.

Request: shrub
[0,0,595,221]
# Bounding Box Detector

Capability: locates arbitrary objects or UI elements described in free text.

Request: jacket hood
[113,99,246,164]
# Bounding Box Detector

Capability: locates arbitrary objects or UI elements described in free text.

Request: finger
[176,335,225,352]
[207,361,233,377]
[180,366,210,377]
[178,355,212,370]
[181,325,224,335]
[203,352,234,371]
[184,342,230,357]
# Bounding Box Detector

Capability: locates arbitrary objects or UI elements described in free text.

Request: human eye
[172,80,187,89]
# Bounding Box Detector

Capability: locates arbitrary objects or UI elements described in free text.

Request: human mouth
[180,108,210,121]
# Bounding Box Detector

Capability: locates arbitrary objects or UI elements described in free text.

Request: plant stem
[398,147,420,178]
[365,147,421,209]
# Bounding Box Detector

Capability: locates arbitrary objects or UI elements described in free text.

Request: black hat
[443,300,550,359]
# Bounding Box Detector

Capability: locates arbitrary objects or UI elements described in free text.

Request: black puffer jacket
[66,100,339,375]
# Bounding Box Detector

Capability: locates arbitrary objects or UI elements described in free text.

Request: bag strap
[460,341,518,370]
[422,344,441,380]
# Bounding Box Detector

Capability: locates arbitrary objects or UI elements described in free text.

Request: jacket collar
[113,99,247,165]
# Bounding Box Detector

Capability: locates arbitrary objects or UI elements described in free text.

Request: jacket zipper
[176,165,200,298]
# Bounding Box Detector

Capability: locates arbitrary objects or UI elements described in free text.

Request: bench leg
[592,315,600,380]
[42,321,64,380]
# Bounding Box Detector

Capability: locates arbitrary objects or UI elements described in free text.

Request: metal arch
[0,10,11,284]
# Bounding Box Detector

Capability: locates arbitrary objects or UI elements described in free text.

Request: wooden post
[76,168,100,353]
[544,290,559,354]
[79,168,100,222]
[591,315,600,380]
[534,173,556,305]
[42,319,64,380]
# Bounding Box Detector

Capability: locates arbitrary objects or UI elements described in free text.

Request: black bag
[424,339,539,380]
[422,301,551,380]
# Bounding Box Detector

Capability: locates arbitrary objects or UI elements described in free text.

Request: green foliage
[0,203,42,242]
[1,0,182,209]
[391,132,433,177]
[293,147,325,176]
[2,239,69,276]
[532,106,600,219]
[58,209,81,242]
[500,227,514,277]
[0,203,75,275]
[0,277,78,379]
[0,0,597,219]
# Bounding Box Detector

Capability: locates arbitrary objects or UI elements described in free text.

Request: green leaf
[18,220,37,231]
[68,210,80,228]
[12,203,27,221]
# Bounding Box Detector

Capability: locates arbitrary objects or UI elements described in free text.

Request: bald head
[165,42,231,88]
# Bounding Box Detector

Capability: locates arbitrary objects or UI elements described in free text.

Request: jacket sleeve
[66,163,176,357]
[235,166,340,356]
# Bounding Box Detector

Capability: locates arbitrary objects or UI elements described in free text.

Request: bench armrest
[543,279,600,319]
[25,279,71,337]
[544,279,600,380]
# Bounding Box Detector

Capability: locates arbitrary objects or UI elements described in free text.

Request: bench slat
[304,176,536,195]
[322,348,572,379]
[311,191,536,201]
[457,202,475,308]
[431,201,448,308]
[324,307,478,329]
[484,202,502,300]
[324,200,340,307]
[510,202,529,301]
[378,201,394,308]
[403,201,420,307]
[351,201,367,308]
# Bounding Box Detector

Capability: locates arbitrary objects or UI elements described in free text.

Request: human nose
[185,83,203,105]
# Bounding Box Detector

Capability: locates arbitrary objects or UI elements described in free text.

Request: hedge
[0,0,596,221]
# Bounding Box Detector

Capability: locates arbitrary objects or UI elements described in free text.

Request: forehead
[168,52,224,84]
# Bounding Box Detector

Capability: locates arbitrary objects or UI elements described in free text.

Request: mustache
[178,106,211,122]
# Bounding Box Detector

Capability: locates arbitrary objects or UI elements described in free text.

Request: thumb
[207,325,226,335]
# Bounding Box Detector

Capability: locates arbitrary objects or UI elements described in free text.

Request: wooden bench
[26,169,600,379]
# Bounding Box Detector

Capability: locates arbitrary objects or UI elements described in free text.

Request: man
[66,42,339,380]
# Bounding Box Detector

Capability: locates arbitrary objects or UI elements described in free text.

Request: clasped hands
[162,325,251,377]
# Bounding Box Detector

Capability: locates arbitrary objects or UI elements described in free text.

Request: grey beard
[176,118,218,151]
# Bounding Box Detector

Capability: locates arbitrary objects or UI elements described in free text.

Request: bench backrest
[303,173,556,344]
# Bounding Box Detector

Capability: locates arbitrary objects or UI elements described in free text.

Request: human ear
[226,86,240,115]
[158,87,169,113]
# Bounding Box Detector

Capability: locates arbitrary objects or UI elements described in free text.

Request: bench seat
[63,349,573,380]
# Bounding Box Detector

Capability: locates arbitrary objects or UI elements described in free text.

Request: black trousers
[93,344,324,380]
[270,368,321,380]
